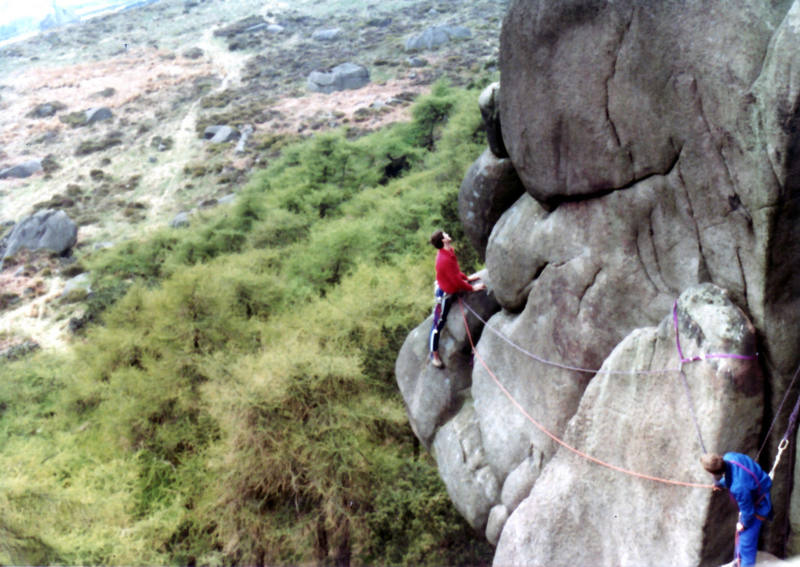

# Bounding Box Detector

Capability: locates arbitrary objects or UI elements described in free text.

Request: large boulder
[1,209,78,260]
[0,160,42,179]
[396,0,800,563]
[307,63,370,93]
[85,107,113,124]
[458,148,524,260]
[494,283,762,566]
[203,125,240,143]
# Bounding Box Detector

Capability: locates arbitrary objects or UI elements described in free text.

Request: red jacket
[436,248,473,294]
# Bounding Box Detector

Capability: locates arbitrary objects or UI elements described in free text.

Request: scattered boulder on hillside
[27,101,67,118]
[85,107,113,124]
[0,159,43,179]
[60,107,113,128]
[312,28,341,41]
[406,56,428,67]
[404,25,471,51]
[458,148,524,260]
[307,63,370,93]
[182,46,204,59]
[0,209,77,261]
[170,211,191,228]
[203,125,240,143]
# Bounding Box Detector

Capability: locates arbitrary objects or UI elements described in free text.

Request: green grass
[0,81,493,565]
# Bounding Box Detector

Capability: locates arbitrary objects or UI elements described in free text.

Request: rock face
[457,148,524,260]
[494,284,762,566]
[396,0,800,564]
[307,63,370,93]
[1,210,78,261]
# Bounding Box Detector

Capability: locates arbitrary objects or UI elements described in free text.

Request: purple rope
[672,300,757,364]
[462,302,680,376]
[785,397,800,443]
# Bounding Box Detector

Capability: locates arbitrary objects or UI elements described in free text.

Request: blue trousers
[736,519,762,566]
[428,287,454,354]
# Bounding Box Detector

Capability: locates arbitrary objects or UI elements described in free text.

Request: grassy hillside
[0,81,493,565]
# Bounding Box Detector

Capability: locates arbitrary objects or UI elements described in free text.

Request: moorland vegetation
[0,81,494,565]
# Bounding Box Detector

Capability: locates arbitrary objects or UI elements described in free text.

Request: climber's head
[430,230,452,250]
[701,453,725,477]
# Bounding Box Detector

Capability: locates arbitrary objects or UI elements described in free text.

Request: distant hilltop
[0,0,159,44]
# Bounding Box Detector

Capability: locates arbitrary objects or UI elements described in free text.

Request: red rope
[459,299,714,490]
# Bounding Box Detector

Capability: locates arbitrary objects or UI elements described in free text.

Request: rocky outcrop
[85,107,113,124]
[307,63,370,93]
[0,159,42,179]
[495,284,761,566]
[1,209,78,261]
[203,125,240,143]
[457,148,524,260]
[396,0,800,564]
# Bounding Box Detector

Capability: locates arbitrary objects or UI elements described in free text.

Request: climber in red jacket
[429,229,485,368]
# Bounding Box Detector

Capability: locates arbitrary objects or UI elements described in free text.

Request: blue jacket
[715,452,773,528]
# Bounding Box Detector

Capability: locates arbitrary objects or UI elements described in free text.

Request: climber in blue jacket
[701,452,773,566]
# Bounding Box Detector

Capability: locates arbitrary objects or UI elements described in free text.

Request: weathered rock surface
[307,63,370,93]
[1,209,78,261]
[396,0,800,563]
[458,148,524,260]
[494,284,761,565]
